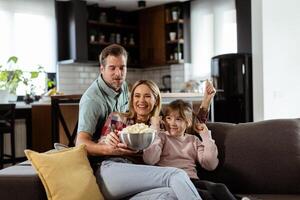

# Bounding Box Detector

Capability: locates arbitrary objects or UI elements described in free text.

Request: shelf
[167,60,184,64]
[88,20,137,29]
[89,42,138,48]
[166,19,184,24]
[166,39,184,44]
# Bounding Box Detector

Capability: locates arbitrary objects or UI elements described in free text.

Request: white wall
[252,0,300,120]
[251,0,264,121]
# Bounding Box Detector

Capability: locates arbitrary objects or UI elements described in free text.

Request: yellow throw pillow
[25,145,104,200]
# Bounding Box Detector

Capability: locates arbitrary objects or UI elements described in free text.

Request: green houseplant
[0,56,44,102]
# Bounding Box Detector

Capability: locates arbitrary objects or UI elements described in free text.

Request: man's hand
[108,144,138,155]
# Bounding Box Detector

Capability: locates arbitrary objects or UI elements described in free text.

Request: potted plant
[0,56,44,103]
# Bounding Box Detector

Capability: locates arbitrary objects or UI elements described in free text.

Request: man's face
[100,55,127,91]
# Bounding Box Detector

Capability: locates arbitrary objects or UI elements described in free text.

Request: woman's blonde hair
[125,80,162,120]
[162,99,193,128]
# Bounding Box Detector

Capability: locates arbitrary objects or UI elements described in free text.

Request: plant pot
[0,90,10,103]
[0,89,17,103]
[24,94,34,104]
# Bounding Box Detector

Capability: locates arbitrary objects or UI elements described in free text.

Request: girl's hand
[195,123,208,132]
[195,123,212,140]
[150,116,162,131]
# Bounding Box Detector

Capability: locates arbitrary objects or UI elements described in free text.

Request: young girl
[143,99,237,200]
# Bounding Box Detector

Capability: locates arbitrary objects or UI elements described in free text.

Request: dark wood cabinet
[139,5,166,66]
[31,105,52,152]
[55,1,190,66]
[31,104,79,152]
[165,2,191,64]
[86,5,139,66]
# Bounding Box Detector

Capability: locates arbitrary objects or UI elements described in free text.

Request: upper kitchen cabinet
[165,2,191,64]
[87,5,139,66]
[56,0,88,62]
[139,5,166,66]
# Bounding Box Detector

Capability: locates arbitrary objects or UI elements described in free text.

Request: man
[76,44,133,156]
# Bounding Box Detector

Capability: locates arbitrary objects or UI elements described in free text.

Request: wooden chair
[0,104,16,169]
[51,95,81,147]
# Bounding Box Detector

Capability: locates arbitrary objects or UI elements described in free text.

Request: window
[0,0,56,95]
[191,0,237,79]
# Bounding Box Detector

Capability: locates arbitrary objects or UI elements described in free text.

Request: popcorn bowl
[119,132,155,151]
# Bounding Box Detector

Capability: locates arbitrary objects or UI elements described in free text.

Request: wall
[57,62,99,94]
[252,0,300,120]
[57,63,174,94]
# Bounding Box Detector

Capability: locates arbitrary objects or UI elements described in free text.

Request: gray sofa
[1,118,300,200]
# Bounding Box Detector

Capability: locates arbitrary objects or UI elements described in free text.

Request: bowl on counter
[119,132,155,150]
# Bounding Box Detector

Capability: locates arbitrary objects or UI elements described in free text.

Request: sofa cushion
[203,118,300,194]
[25,145,104,200]
[0,161,46,200]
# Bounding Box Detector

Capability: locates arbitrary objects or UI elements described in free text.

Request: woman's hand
[201,80,216,110]
[205,80,216,97]
[104,131,120,147]
[103,131,138,154]
[105,131,129,149]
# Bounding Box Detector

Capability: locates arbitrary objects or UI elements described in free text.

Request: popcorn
[121,123,155,134]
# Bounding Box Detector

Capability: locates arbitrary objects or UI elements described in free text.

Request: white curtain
[0,0,56,73]
[191,0,237,79]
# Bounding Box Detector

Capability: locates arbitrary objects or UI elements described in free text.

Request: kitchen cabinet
[55,1,190,66]
[31,105,52,152]
[87,5,139,66]
[139,5,166,66]
[31,104,78,152]
[165,2,191,64]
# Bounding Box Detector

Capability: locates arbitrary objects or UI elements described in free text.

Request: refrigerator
[211,53,253,123]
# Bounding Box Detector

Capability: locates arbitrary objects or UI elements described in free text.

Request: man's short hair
[99,44,128,66]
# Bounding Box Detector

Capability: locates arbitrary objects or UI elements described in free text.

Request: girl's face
[164,110,187,137]
[133,84,157,121]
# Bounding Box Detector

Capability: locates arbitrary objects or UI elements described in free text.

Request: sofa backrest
[200,118,300,194]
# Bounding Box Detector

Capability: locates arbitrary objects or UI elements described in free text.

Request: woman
[98,80,201,200]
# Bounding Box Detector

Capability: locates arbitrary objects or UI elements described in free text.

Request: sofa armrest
[0,162,47,200]
[201,119,300,194]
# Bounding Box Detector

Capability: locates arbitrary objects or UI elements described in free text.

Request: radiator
[3,119,27,157]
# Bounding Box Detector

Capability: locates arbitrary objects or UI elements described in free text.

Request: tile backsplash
[57,62,99,94]
[57,62,190,94]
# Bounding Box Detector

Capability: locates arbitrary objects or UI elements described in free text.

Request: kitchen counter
[161,92,214,121]
[161,92,204,104]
